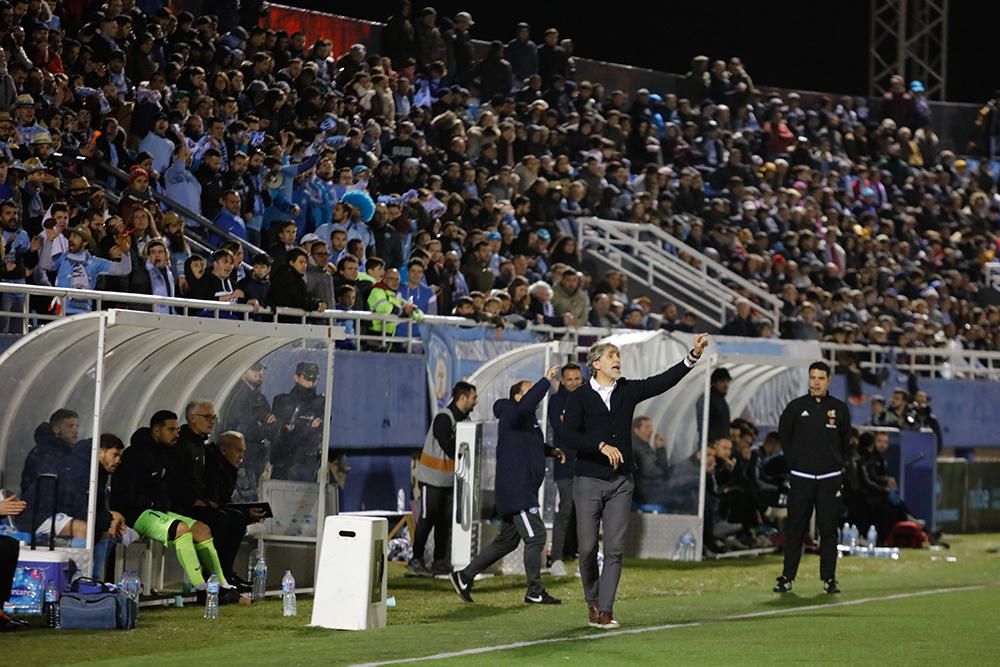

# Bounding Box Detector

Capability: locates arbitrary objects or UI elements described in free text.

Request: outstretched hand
[692,332,709,357]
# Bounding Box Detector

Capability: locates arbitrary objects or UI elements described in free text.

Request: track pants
[459,508,546,596]
[782,472,841,582]
[412,483,453,563]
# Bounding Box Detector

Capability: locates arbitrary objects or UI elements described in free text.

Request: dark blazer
[562,358,695,480]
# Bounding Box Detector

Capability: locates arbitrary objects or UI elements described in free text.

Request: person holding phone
[561,333,708,629]
[0,492,28,632]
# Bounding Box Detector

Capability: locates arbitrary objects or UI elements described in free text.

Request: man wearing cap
[452,12,475,79]
[506,22,538,83]
[54,226,132,314]
[270,362,327,482]
[13,94,44,146]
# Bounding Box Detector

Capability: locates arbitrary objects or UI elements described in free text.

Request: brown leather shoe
[587,604,600,627]
[597,611,620,629]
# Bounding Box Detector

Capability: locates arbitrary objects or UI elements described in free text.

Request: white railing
[818,342,1000,380]
[2,283,999,379]
[577,217,782,328]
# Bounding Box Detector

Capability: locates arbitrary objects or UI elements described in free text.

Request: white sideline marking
[352,585,988,666]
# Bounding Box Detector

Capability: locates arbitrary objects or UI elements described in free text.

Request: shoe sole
[597,623,620,630]
[450,574,473,603]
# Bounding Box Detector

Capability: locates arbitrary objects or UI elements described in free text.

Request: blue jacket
[209,209,248,247]
[262,154,320,231]
[163,157,203,227]
[493,377,553,515]
[17,423,93,532]
[54,250,132,314]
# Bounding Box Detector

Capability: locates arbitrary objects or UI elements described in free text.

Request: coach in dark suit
[562,333,708,629]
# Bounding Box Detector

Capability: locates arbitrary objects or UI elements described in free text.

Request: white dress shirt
[589,351,700,412]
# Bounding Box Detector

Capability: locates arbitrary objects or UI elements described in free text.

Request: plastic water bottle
[281,570,297,616]
[252,554,268,602]
[397,488,406,513]
[841,523,850,546]
[45,579,60,628]
[673,532,697,561]
[849,524,859,548]
[867,525,878,551]
[247,549,260,581]
[125,571,141,602]
[204,574,220,620]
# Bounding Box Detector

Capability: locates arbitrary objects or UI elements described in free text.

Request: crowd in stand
[0,0,997,355]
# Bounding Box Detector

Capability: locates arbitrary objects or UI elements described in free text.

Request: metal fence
[2,283,999,380]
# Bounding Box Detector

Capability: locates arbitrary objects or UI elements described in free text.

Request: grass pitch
[5,534,999,666]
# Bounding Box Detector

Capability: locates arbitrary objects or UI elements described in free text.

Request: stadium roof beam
[869,0,949,101]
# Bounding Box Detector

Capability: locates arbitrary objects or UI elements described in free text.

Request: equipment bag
[59,578,137,630]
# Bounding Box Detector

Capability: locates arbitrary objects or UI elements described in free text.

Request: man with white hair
[562,332,709,628]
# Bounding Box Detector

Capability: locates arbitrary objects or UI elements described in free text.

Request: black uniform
[219,378,273,494]
[777,392,852,583]
[269,383,326,482]
[169,425,246,582]
[111,428,176,526]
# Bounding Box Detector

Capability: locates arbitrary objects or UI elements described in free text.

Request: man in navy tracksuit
[450,366,565,605]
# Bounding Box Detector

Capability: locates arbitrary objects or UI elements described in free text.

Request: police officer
[773,361,851,595]
[408,381,477,576]
[270,362,327,482]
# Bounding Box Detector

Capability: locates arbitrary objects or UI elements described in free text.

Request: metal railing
[577,217,782,328]
[3,283,999,378]
[92,158,268,261]
[818,341,1000,380]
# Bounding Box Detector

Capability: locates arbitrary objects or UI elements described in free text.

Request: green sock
[173,532,205,587]
[194,538,230,587]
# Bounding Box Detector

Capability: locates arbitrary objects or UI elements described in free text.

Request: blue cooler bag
[59,578,137,630]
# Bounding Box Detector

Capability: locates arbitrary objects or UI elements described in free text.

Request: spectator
[588,292,620,327]
[537,28,568,88]
[505,22,538,83]
[304,241,335,311]
[720,298,758,337]
[130,238,176,314]
[52,225,131,313]
[268,247,326,320]
[551,269,589,323]
[236,253,272,309]
[208,190,247,247]
[192,248,244,317]
[219,363,273,493]
[368,266,422,349]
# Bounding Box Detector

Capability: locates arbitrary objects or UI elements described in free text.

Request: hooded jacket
[110,427,176,526]
[493,377,553,515]
[16,423,91,532]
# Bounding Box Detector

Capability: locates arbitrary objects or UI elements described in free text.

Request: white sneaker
[550,560,567,576]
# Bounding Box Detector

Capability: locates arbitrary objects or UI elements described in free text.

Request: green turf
[5,534,999,666]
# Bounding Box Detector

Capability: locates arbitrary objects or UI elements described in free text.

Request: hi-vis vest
[416,408,456,487]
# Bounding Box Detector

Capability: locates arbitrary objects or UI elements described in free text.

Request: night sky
[292,1,992,104]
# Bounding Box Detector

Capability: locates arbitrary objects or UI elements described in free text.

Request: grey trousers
[460,508,546,595]
[574,474,634,613]
[551,478,575,562]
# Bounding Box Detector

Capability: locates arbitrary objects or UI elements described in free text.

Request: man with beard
[270,362,327,482]
[53,226,131,314]
[129,238,176,314]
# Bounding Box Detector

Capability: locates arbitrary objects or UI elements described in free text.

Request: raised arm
[634,333,709,402]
